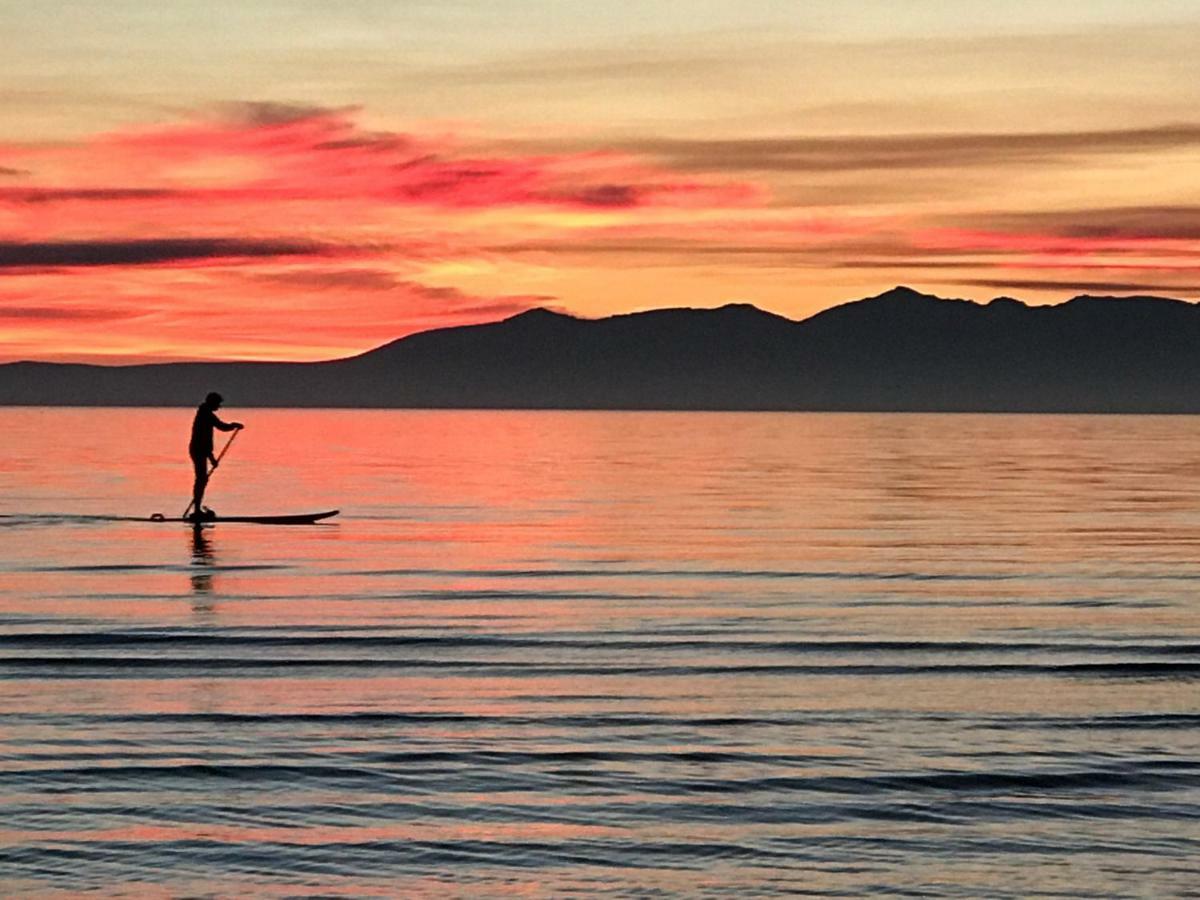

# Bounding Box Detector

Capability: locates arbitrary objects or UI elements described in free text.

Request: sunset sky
[3,1,1200,362]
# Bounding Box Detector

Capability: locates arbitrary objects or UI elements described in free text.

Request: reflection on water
[189,525,215,607]
[0,410,1198,897]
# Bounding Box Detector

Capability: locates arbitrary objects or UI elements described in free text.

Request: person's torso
[189,406,216,454]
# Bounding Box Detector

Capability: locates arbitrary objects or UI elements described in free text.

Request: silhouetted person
[189,392,243,520]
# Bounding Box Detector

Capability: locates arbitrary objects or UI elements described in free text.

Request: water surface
[1,409,1198,896]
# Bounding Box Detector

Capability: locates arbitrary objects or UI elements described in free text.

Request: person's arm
[213,416,244,432]
[209,416,244,468]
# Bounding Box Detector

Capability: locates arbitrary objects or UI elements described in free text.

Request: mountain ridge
[3,286,1200,412]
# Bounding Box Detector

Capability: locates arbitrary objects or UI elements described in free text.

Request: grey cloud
[251,269,555,316]
[610,125,1200,173]
[445,299,554,317]
[217,101,356,127]
[960,278,1200,296]
[952,206,1200,241]
[0,238,331,270]
[0,188,181,204]
[255,268,404,291]
[835,260,986,270]
[0,305,142,320]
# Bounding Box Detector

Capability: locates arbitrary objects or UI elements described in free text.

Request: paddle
[182,429,240,519]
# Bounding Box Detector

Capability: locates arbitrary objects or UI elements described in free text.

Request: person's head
[204,391,224,410]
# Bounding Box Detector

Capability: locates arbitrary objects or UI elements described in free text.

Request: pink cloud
[2,104,760,215]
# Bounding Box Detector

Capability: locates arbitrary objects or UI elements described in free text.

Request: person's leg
[191,455,208,515]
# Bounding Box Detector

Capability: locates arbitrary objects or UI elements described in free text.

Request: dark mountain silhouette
[3,285,1200,411]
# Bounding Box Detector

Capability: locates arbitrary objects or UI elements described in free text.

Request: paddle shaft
[183,429,240,518]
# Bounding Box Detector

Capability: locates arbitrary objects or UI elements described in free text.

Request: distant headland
[4,286,1200,412]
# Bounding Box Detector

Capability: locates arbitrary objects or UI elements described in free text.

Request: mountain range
[3,286,1200,412]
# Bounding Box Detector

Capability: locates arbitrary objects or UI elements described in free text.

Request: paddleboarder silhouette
[188,392,243,521]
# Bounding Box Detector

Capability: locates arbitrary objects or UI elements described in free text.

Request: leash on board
[180,429,241,520]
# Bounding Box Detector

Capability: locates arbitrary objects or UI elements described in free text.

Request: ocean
[1,408,1198,897]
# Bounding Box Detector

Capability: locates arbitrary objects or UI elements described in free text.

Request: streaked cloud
[612,125,1200,173]
[0,304,144,321]
[961,278,1200,296]
[953,206,1200,241]
[1,188,183,205]
[253,268,408,292]
[0,238,332,270]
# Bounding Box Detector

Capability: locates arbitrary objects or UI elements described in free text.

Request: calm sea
[1,409,1198,897]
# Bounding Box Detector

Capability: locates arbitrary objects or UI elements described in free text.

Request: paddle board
[149,510,339,525]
